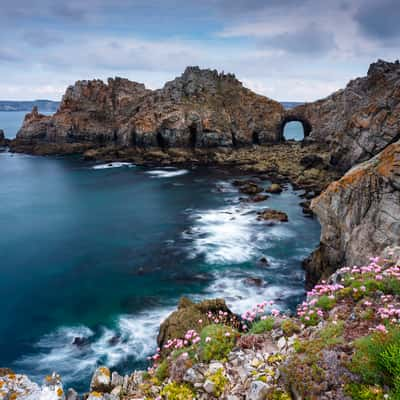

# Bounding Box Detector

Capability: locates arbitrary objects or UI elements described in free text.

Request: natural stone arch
[279,114,312,141]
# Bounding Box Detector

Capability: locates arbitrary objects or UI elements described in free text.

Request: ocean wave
[146,169,189,178]
[193,269,303,315]
[92,162,134,170]
[15,307,173,387]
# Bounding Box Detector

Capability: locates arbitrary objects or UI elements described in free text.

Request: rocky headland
[3,60,400,399]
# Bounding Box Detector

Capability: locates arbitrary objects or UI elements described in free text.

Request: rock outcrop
[13,67,284,152]
[0,129,9,147]
[304,139,400,286]
[290,59,400,170]
[157,297,233,351]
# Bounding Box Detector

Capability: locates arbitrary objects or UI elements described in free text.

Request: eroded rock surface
[13,67,284,152]
[304,139,400,286]
[291,59,400,170]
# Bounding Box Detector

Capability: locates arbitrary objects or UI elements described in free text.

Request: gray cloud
[355,0,400,41]
[259,23,336,55]
[23,30,63,48]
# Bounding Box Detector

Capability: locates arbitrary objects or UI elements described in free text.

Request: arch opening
[281,117,312,142]
[252,131,260,145]
[156,132,166,149]
[189,124,197,148]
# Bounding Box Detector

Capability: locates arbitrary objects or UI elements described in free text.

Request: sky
[0,0,399,102]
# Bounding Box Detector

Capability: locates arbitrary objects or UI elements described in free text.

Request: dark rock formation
[257,209,288,222]
[0,129,9,147]
[157,297,233,350]
[13,67,284,152]
[265,183,283,194]
[290,59,400,171]
[304,139,400,286]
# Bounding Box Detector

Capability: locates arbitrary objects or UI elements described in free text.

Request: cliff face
[291,60,400,170]
[15,67,284,150]
[304,139,400,286]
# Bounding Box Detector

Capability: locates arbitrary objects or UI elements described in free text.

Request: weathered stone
[13,67,284,153]
[90,366,111,393]
[257,209,288,222]
[265,183,282,194]
[246,380,270,400]
[66,388,78,400]
[203,379,216,394]
[239,183,263,195]
[305,139,400,286]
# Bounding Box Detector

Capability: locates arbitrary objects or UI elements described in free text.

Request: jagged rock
[243,277,264,287]
[0,129,9,148]
[305,139,400,286]
[291,59,400,170]
[13,67,284,153]
[248,194,269,203]
[257,209,288,222]
[265,183,282,194]
[157,297,233,350]
[90,366,111,393]
[0,372,65,400]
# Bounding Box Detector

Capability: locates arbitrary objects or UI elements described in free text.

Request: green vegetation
[249,317,275,334]
[344,383,385,400]
[281,319,300,337]
[160,382,195,400]
[199,324,237,362]
[351,327,400,397]
[207,368,228,397]
[155,359,169,382]
[316,295,336,311]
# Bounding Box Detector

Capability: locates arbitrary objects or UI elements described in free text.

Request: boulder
[239,183,263,195]
[246,380,270,400]
[265,183,283,193]
[257,209,288,222]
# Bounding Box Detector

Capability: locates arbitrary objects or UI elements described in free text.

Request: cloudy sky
[1,0,399,101]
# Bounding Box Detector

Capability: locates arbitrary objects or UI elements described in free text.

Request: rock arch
[279,112,312,141]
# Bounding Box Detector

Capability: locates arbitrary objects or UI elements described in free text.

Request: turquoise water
[0,115,318,391]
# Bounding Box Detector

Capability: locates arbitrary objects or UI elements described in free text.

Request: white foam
[16,307,173,387]
[188,203,277,264]
[146,169,189,178]
[92,162,134,170]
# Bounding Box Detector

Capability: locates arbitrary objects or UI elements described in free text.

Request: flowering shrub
[199,324,238,362]
[160,382,195,400]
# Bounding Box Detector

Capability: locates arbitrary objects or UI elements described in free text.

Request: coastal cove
[0,146,319,391]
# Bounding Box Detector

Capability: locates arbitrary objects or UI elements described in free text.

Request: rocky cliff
[304,138,400,286]
[291,59,400,170]
[14,67,284,152]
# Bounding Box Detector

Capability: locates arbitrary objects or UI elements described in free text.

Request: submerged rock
[239,183,263,195]
[257,209,288,222]
[265,183,282,194]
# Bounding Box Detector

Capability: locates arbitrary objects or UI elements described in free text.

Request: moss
[207,368,228,397]
[281,321,345,398]
[316,295,336,311]
[199,324,237,362]
[281,319,301,337]
[344,383,385,400]
[155,359,169,382]
[249,317,275,334]
[161,382,195,400]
